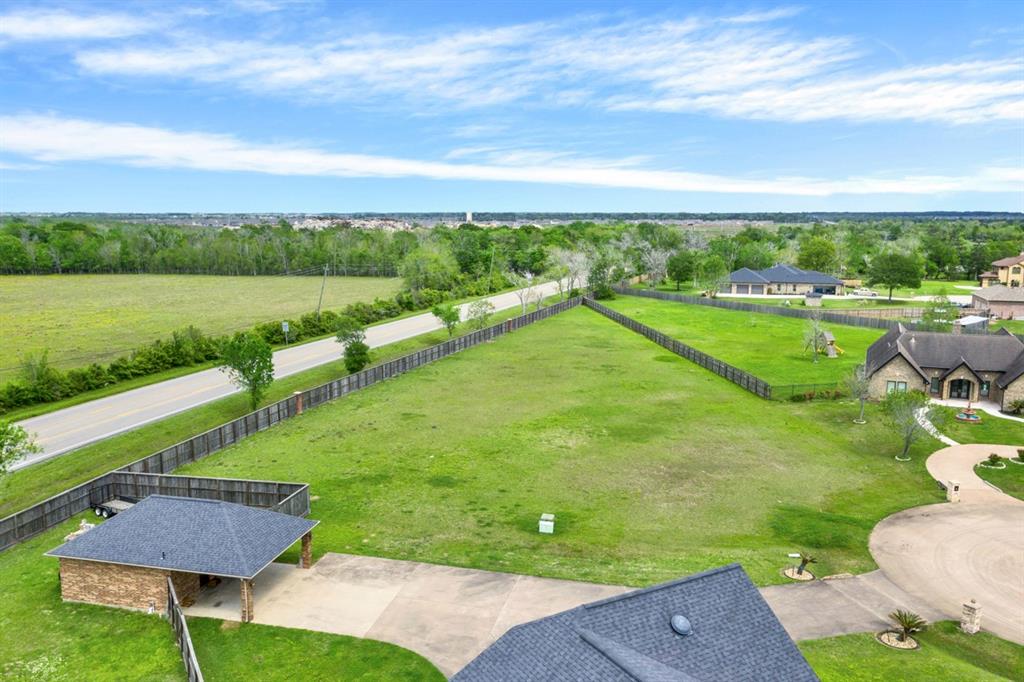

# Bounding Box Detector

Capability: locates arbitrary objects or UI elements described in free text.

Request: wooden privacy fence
[167,577,204,682]
[584,298,773,399]
[0,297,582,552]
[0,472,309,552]
[614,286,917,331]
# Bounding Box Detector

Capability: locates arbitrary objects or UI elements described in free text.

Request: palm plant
[796,552,817,576]
[888,609,927,642]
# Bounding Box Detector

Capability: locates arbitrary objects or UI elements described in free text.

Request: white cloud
[69,11,1024,125]
[0,9,154,41]
[2,113,1020,196]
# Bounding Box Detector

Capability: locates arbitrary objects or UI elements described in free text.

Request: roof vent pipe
[670,615,693,636]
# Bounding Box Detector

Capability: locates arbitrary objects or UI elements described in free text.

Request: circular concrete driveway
[869,444,1024,644]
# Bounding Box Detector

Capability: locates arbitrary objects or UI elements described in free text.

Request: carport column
[300,532,313,569]
[240,578,254,622]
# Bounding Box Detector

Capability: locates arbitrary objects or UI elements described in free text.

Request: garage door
[751,285,764,294]
[735,284,749,294]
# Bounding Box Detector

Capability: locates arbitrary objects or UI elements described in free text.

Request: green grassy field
[800,621,1023,681]
[0,274,401,378]
[0,515,441,681]
[0,301,557,518]
[189,619,443,681]
[174,307,939,587]
[601,295,886,385]
[938,408,1024,446]
[975,460,1024,500]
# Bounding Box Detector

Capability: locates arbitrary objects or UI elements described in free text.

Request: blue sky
[0,0,1021,212]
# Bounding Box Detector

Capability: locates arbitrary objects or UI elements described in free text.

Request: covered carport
[46,494,318,622]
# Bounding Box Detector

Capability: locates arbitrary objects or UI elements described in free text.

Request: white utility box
[539,513,555,534]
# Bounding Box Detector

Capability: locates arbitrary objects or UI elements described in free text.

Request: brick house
[863,324,1024,410]
[979,252,1024,288]
[972,285,1024,320]
[46,495,318,621]
[727,264,844,296]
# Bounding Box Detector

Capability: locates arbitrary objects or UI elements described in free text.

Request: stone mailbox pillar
[947,480,960,503]
[961,599,982,634]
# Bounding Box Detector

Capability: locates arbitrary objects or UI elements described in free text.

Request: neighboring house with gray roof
[972,284,1024,320]
[863,324,1024,410]
[46,495,317,620]
[728,264,844,296]
[453,564,817,682]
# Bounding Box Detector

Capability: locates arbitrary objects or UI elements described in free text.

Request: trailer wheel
[94,507,102,516]
[101,508,110,519]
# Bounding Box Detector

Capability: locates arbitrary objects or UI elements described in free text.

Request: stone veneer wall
[1003,376,1024,410]
[867,356,927,399]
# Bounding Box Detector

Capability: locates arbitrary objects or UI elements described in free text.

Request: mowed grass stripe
[179,306,940,586]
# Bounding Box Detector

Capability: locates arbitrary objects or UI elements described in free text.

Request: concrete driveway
[184,553,629,676]
[869,443,1024,644]
[15,281,563,468]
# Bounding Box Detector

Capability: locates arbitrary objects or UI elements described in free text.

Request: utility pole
[316,264,328,319]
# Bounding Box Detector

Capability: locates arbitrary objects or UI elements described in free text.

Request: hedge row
[0,284,493,414]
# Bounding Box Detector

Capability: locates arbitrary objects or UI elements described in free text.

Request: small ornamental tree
[888,610,927,643]
[219,332,275,410]
[467,299,494,330]
[336,315,370,373]
[881,389,937,461]
[845,365,871,424]
[432,302,461,337]
[0,421,41,480]
[796,552,817,576]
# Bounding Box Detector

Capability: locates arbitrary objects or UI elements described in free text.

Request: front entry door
[949,379,972,400]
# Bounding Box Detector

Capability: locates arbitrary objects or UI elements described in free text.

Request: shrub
[343,341,371,374]
[987,453,1002,466]
[1018,449,1024,463]
[1009,399,1024,415]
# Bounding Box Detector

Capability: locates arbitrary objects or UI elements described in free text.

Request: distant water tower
[465,211,473,223]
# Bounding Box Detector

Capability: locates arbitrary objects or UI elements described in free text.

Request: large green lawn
[0,304,537,518]
[800,621,1023,681]
[601,295,885,386]
[0,515,442,681]
[0,274,401,378]
[178,307,939,586]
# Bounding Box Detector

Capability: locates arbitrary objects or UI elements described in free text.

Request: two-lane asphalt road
[15,282,563,469]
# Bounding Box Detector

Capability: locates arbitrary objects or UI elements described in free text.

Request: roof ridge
[575,626,697,682]
[583,563,743,610]
[220,502,254,577]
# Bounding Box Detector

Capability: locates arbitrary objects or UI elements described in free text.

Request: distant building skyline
[0,1,1021,212]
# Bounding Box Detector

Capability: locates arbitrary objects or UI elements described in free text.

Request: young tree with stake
[845,365,871,424]
[881,390,939,461]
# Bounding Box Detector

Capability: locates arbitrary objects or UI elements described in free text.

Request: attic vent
[670,614,693,636]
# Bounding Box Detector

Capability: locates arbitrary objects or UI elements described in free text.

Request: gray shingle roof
[46,495,317,579]
[729,264,841,286]
[973,285,1024,303]
[864,324,1024,387]
[453,564,818,682]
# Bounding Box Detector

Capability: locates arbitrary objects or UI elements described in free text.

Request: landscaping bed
[938,407,1024,447]
[800,620,1024,681]
[975,458,1024,501]
[178,307,939,586]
